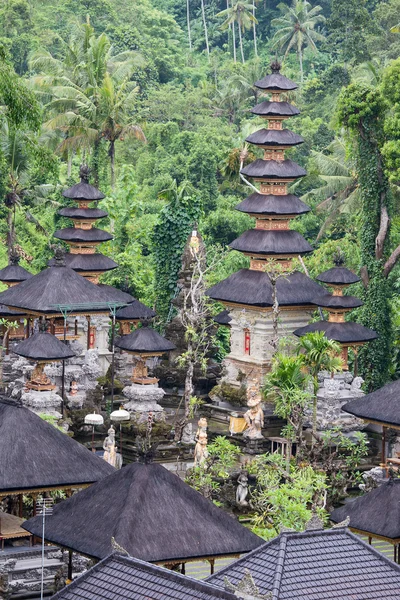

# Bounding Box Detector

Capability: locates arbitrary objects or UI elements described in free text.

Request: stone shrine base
[122,383,166,424]
[20,390,62,418]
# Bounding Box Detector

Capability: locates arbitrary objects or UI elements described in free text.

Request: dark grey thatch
[116,299,156,321]
[331,479,400,541]
[23,462,263,562]
[0,305,25,318]
[246,128,304,147]
[254,71,297,91]
[235,193,310,216]
[317,267,360,285]
[58,207,108,219]
[251,101,300,117]
[241,159,306,179]
[50,554,237,600]
[0,264,33,284]
[97,284,134,304]
[0,396,114,493]
[343,379,400,428]
[115,326,175,354]
[207,528,400,600]
[48,253,118,272]
[62,168,105,201]
[207,269,325,307]
[0,265,130,314]
[214,309,232,326]
[230,229,313,255]
[293,321,378,343]
[315,294,363,309]
[54,227,112,243]
[13,331,75,361]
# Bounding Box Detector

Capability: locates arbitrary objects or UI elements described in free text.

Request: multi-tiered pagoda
[208,63,324,386]
[54,165,117,284]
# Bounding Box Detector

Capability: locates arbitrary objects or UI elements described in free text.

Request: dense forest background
[2,0,400,388]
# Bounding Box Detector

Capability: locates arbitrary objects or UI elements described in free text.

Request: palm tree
[296,332,342,434]
[217,1,257,63]
[29,19,146,186]
[271,0,326,82]
[252,0,258,57]
[200,0,210,59]
[301,139,359,241]
[187,0,192,50]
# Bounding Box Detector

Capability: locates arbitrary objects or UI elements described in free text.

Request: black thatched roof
[54,227,112,243]
[207,269,325,308]
[0,265,130,314]
[50,554,237,600]
[48,253,118,272]
[0,305,26,317]
[115,326,175,354]
[207,528,400,599]
[293,321,378,343]
[214,309,232,326]
[254,71,297,91]
[0,264,33,283]
[0,396,114,493]
[235,193,310,216]
[314,294,363,310]
[331,479,400,541]
[23,462,263,562]
[251,101,300,117]
[62,169,105,201]
[97,284,134,304]
[343,379,400,428]
[246,128,304,147]
[14,331,75,361]
[116,299,156,321]
[230,229,312,255]
[58,207,108,219]
[317,267,360,285]
[241,159,306,179]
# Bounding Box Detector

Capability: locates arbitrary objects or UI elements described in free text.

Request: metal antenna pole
[40,505,45,600]
[110,307,116,409]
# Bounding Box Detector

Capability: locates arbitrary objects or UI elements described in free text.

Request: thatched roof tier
[50,554,238,600]
[23,462,263,562]
[293,321,378,343]
[254,69,297,91]
[97,284,134,304]
[235,193,310,216]
[48,253,118,273]
[0,396,114,495]
[54,228,112,243]
[14,331,75,361]
[313,294,363,310]
[331,479,400,542]
[0,265,131,314]
[251,101,300,117]
[58,207,108,219]
[207,527,400,600]
[240,159,306,179]
[317,267,361,286]
[0,305,26,318]
[116,299,156,321]
[115,326,175,354]
[62,170,105,201]
[213,309,232,326]
[230,229,313,255]
[246,128,304,147]
[207,270,325,308]
[343,379,400,428]
[0,264,33,284]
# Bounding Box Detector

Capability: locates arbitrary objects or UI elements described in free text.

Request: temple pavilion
[294,262,377,369]
[208,62,324,386]
[0,249,32,344]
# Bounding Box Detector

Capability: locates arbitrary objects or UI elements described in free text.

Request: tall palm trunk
[109,139,116,189]
[252,0,258,57]
[187,0,192,50]
[298,48,303,83]
[238,23,245,63]
[232,19,237,62]
[6,208,15,258]
[200,0,210,59]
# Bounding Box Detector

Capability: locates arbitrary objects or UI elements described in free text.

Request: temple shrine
[208,62,324,387]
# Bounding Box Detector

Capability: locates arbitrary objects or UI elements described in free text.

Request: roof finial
[53,244,66,267]
[305,513,324,531]
[270,60,281,74]
[332,247,346,267]
[224,570,272,599]
[38,317,49,333]
[9,247,20,266]
[79,163,90,183]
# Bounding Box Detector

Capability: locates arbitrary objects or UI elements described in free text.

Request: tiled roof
[51,553,237,600]
[207,528,400,599]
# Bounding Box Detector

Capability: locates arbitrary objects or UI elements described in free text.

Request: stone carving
[305,513,324,531]
[359,466,386,491]
[243,383,264,439]
[224,570,272,599]
[324,378,340,398]
[82,350,102,384]
[332,516,350,528]
[312,372,366,433]
[20,390,62,418]
[236,470,249,506]
[103,426,117,467]
[350,376,364,395]
[181,422,195,444]
[122,384,165,423]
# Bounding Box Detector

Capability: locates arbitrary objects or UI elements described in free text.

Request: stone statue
[236,470,249,506]
[196,417,208,439]
[224,569,272,599]
[350,376,364,395]
[103,426,117,467]
[243,383,264,439]
[181,422,195,444]
[194,431,208,466]
[324,378,340,398]
[70,381,78,396]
